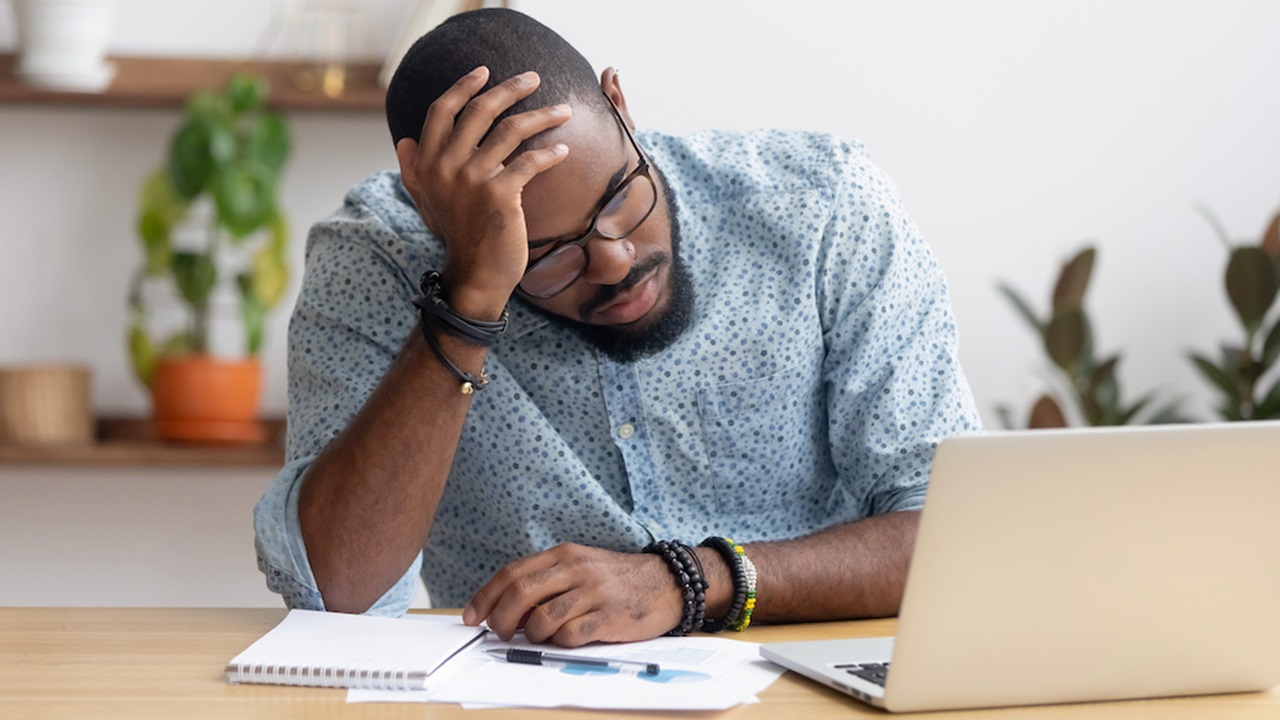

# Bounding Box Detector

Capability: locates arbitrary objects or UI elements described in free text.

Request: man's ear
[600,67,637,130]
[395,138,421,199]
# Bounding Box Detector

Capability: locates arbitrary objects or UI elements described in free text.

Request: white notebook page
[226,609,487,690]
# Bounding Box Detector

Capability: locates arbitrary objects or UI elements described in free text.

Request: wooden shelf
[0,417,285,468]
[0,54,384,112]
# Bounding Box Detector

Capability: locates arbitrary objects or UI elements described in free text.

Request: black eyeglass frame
[517,93,658,299]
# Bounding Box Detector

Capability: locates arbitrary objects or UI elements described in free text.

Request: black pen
[486,648,660,676]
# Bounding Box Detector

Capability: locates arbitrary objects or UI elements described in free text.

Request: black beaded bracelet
[413,271,509,347]
[699,536,748,633]
[643,540,707,636]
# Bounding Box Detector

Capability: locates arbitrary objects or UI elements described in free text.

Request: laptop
[760,421,1280,712]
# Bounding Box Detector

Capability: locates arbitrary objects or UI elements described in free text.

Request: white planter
[13,0,119,92]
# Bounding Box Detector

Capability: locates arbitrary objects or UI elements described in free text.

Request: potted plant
[1188,208,1280,420]
[127,72,291,443]
[996,246,1183,428]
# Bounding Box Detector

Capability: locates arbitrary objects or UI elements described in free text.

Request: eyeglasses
[518,94,658,299]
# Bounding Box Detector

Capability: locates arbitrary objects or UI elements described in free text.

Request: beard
[526,164,696,364]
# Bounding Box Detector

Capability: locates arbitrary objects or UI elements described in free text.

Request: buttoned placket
[597,355,668,538]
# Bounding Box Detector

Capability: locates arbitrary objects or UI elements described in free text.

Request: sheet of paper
[348,632,784,710]
[226,609,486,689]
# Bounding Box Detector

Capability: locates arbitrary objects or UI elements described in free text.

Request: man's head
[386,8,694,363]
[386,8,607,147]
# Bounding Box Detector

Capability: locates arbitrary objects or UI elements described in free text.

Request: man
[254,7,981,647]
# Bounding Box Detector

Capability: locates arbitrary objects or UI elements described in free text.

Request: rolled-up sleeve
[817,142,983,517]
[253,197,433,617]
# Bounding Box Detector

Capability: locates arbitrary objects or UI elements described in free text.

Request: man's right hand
[395,66,573,320]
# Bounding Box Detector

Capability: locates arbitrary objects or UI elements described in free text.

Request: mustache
[579,253,668,319]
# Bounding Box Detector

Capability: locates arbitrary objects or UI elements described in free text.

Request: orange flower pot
[151,355,265,443]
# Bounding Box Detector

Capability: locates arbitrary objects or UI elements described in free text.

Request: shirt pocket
[696,362,827,516]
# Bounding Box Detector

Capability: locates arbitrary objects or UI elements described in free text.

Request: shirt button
[617,423,635,439]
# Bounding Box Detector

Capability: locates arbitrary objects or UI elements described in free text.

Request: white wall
[527,0,1280,424]
[2,0,1277,422]
[1,1,1277,605]
[0,465,434,607]
[0,467,282,606]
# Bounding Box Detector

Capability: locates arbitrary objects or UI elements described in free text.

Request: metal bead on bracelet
[411,271,509,394]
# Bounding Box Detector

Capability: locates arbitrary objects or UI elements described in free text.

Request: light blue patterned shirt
[254,129,982,614]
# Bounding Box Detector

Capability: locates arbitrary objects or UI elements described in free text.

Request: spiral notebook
[226,609,488,691]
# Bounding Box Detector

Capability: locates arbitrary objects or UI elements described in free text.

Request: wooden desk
[3,608,1278,719]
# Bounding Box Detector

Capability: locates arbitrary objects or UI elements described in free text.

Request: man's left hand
[462,544,682,647]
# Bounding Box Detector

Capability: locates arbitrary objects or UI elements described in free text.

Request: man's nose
[579,236,635,286]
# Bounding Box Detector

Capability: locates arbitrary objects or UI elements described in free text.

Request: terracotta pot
[151,355,265,443]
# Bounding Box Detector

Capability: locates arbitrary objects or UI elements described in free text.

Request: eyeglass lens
[520,174,656,298]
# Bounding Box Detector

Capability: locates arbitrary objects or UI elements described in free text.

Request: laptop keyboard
[834,662,890,687]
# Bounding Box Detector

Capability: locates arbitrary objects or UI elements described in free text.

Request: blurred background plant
[996,246,1184,429]
[127,71,291,387]
[1187,208,1280,420]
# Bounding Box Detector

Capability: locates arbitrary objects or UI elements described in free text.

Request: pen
[486,648,660,676]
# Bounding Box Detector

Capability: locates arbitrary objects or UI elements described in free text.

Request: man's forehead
[520,101,614,153]
[520,110,627,238]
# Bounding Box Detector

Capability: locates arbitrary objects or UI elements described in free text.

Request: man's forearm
[298,330,486,614]
[743,510,920,623]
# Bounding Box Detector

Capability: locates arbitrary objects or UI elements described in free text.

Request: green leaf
[1261,211,1280,262]
[1087,355,1119,400]
[185,89,228,121]
[138,167,190,226]
[136,169,189,274]
[269,212,289,256]
[1262,320,1280,369]
[1189,352,1240,403]
[997,284,1044,334]
[168,118,236,198]
[1194,202,1234,251]
[1044,307,1087,372]
[136,209,173,275]
[1255,376,1280,419]
[1218,344,1246,374]
[251,244,289,309]
[239,276,266,356]
[1094,373,1120,424]
[227,72,269,115]
[158,332,195,357]
[1145,400,1186,425]
[1116,391,1153,426]
[172,252,218,308]
[214,161,276,239]
[1052,246,1095,312]
[1225,246,1279,335]
[127,323,155,388]
[994,405,1016,430]
[1028,394,1068,429]
[246,113,290,177]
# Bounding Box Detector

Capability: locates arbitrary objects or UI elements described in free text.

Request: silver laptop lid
[884,422,1280,713]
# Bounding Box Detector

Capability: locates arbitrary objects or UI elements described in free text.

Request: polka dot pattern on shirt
[254,129,983,613]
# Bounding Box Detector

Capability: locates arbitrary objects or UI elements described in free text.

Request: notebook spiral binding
[227,662,430,690]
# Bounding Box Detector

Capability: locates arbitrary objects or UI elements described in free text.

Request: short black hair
[385,8,607,146]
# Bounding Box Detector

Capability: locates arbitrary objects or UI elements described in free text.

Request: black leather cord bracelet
[413,271,509,347]
[418,314,490,395]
